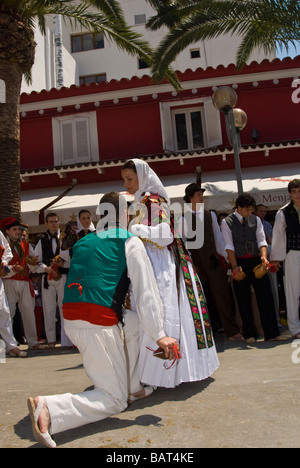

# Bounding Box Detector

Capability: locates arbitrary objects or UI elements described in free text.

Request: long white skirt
[137,243,219,388]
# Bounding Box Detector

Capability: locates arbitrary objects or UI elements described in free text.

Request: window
[79,74,107,85]
[173,108,205,151]
[134,14,146,25]
[71,33,104,53]
[190,49,201,59]
[160,99,222,152]
[52,112,99,166]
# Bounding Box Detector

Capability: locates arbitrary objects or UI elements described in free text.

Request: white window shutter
[160,102,175,152]
[52,112,99,165]
[61,122,75,163]
[75,119,90,161]
[203,98,223,148]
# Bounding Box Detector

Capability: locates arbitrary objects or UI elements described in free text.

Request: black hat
[183,183,205,202]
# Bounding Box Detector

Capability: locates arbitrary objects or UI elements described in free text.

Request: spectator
[271,179,300,339]
[0,217,43,350]
[182,183,242,340]
[34,213,65,348]
[222,193,289,344]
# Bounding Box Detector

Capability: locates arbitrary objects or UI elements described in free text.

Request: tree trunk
[0,60,22,220]
[0,7,35,221]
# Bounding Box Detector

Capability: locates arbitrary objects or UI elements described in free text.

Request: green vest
[63,227,133,321]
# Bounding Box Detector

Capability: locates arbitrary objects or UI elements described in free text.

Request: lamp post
[212,86,247,195]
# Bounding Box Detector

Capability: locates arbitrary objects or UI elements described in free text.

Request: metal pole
[225,109,244,195]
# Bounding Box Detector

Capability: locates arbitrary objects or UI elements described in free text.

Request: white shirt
[34,231,60,271]
[270,208,287,261]
[179,207,227,258]
[221,210,267,253]
[125,235,165,343]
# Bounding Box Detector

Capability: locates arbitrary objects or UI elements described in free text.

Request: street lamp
[212,86,247,195]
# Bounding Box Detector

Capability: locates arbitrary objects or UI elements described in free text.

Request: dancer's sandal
[127,386,154,405]
[9,348,28,358]
[27,397,56,448]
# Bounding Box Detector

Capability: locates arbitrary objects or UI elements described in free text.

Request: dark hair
[78,209,91,219]
[235,193,256,209]
[122,160,137,173]
[45,212,59,222]
[288,179,300,193]
[99,191,127,221]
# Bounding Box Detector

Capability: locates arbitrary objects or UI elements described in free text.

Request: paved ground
[0,329,299,449]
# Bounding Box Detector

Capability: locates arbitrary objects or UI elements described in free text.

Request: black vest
[225,213,259,257]
[184,210,220,281]
[283,202,300,252]
[38,231,60,266]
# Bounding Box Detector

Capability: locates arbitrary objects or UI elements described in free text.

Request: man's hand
[0,262,9,277]
[156,336,179,361]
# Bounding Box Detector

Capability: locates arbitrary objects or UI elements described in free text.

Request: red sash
[63,302,118,326]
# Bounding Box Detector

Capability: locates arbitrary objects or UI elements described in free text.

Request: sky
[276,43,300,60]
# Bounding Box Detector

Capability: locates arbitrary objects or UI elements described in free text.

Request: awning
[21,180,134,228]
[21,186,65,227]
[44,180,134,224]
[166,162,300,211]
[21,162,300,229]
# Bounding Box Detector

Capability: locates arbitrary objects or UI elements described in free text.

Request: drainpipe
[39,180,77,225]
[53,14,64,89]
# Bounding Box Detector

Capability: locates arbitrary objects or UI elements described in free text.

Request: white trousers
[3,279,37,347]
[0,279,18,351]
[57,275,72,347]
[284,250,300,336]
[42,277,65,344]
[45,309,142,435]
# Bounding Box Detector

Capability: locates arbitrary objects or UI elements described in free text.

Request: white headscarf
[131,159,170,205]
[76,212,95,233]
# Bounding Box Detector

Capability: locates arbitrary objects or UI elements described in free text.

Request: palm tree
[0,0,179,221]
[146,0,300,83]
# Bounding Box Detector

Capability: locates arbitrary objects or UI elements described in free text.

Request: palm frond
[150,0,300,79]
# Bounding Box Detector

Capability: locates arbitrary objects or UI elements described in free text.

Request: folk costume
[0,230,19,352]
[35,230,65,345]
[271,201,300,337]
[129,159,219,388]
[1,218,40,348]
[59,220,95,346]
[39,225,166,437]
[222,211,280,341]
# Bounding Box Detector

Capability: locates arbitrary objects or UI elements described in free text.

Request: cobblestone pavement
[1,329,299,449]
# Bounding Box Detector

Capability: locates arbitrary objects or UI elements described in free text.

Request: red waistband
[63,302,118,326]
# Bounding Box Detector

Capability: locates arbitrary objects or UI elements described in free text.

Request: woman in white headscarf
[76,210,96,238]
[121,159,219,388]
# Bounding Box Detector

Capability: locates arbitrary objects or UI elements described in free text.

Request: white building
[21,0,275,94]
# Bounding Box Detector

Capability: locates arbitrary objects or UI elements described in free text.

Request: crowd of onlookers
[0,177,300,358]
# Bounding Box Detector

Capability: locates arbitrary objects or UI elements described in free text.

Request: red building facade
[19,56,300,231]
